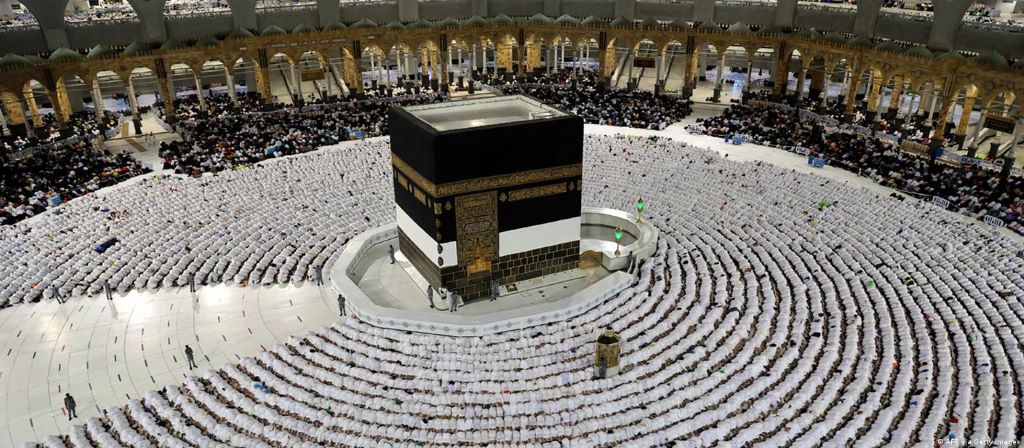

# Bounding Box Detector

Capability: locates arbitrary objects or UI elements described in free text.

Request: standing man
[490,279,499,302]
[104,282,113,301]
[315,264,323,286]
[64,393,77,420]
[388,245,396,264]
[427,285,436,309]
[447,289,458,313]
[188,275,196,294]
[337,294,347,316]
[184,345,197,370]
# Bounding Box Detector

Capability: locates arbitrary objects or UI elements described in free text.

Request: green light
[636,198,645,212]
[614,227,623,241]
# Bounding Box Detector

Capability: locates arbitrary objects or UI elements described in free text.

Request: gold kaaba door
[455,191,498,274]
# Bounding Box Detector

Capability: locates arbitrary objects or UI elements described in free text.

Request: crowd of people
[13,135,1023,446]
[163,0,231,16]
[161,90,443,176]
[964,6,1024,32]
[0,110,148,225]
[1,110,118,154]
[0,7,37,28]
[691,103,1024,229]
[255,0,317,9]
[1,137,150,225]
[64,2,138,24]
[484,71,693,130]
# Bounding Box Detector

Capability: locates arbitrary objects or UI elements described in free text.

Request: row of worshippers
[19,135,1024,446]
[0,140,394,304]
[693,103,1024,229]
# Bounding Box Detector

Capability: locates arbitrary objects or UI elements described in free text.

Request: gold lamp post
[614,226,623,257]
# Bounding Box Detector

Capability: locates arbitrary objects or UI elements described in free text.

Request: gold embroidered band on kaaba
[392,154,582,198]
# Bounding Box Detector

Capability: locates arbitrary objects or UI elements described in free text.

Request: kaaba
[390,95,584,301]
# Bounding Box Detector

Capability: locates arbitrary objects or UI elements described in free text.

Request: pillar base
[885,107,899,121]
[967,146,979,158]
[953,133,966,150]
[988,142,1000,159]
[711,87,722,103]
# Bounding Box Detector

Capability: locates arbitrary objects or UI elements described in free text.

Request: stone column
[686,50,699,89]
[194,74,207,110]
[324,62,334,97]
[92,79,105,122]
[972,107,989,140]
[292,62,303,101]
[158,76,175,119]
[127,77,140,114]
[794,68,806,100]
[420,47,429,82]
[933,93,956,139]
[956,94,977,136]
[0,106,8,136]
[364,52,372,84]
[526,43,540,72]
[917,86,931,118]
[866,74,882,112]
[840,67,852,99]
[224,67,238,104]
[652,51,661,87]
[470,44,477,74]
[441,48,450,88]
[18,100,33,136]
[745,60,753,92]
[397,0,418,22]
[927,87,940,122]
[887,77,904,117]
[22,86,42,127]
[255,64,272,102]
[844,69,861,114]
[716,53,725,89]
[53,81,70,126]
[0,0,14,17]
[773,54,789,96]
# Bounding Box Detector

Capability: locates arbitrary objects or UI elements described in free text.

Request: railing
[717,0,775,7]
[163,9,232,18]
[0,23,40,32]
[960,19,1024,33]
[65,16,140,25]
[255,2,317,11]
[797,2,858,13]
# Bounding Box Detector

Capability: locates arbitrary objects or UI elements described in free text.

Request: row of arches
[1,30,1020,145]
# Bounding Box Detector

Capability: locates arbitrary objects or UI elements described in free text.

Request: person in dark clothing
[184,345,197,369]
[64,393,77,420]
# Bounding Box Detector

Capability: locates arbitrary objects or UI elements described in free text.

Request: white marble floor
[0,282,338,446]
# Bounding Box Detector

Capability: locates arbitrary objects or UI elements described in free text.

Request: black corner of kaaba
[391,102,584,301]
